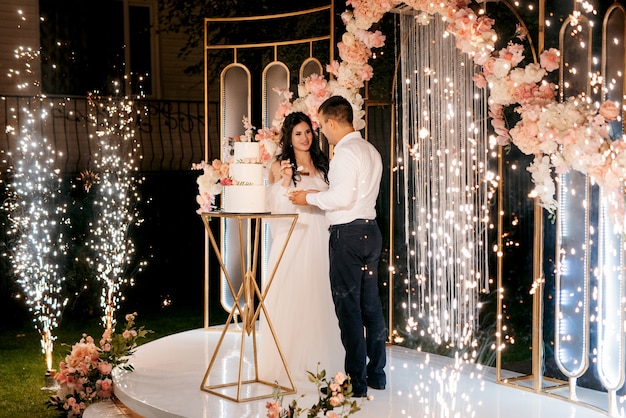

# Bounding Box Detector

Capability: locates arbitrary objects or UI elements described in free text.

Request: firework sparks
[3,48,68,372]
[86,92,143,330]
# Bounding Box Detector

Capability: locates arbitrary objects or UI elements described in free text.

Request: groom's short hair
[318,96,353,126]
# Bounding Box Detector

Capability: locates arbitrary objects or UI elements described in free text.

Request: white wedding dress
[259,171,345,389]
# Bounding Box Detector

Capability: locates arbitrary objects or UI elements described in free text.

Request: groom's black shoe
[367,382,385,390]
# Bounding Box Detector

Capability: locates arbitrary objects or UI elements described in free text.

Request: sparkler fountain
[86,89,144,331]
[3,47,69,387]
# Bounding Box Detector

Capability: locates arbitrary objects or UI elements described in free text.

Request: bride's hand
[280,159,293,187]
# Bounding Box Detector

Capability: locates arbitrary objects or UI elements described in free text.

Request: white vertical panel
[220,64,251,313]
[597,4,626,397]
[554,15,592,385]
[262,61,289,128]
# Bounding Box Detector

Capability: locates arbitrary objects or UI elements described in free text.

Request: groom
[289,96,387,397]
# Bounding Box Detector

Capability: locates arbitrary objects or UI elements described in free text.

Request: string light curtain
[395,12,493,350]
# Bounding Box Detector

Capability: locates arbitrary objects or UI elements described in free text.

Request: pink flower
[265,401,282,418]
[274,101,292,121]
[333,371,346,385]
[337,36,371,65]
[122,329,137,339]
[515,23,528,40]
[99,378,113,392]
[539,48,560,72]
[98,361,113,375]
[599,100,620,121]
[472,73,486,89]
[358,65,374,81]
[330,395,342,406]
[326,60,341,77]
[499,42,525,67]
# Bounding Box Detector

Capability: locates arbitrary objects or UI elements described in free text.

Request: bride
[259,112,344,388]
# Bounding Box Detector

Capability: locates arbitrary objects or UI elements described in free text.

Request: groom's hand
[290,189,318,205]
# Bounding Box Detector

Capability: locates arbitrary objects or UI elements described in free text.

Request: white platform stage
[112,326,614,418]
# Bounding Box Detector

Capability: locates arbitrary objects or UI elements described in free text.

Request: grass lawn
[0,305,211,418]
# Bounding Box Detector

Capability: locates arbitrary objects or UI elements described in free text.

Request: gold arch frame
[202,4,335,328]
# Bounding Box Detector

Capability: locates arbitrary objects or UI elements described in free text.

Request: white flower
[527,155,557,212]
[492,58,512,78]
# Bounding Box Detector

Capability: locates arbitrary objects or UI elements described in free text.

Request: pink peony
[599,100,620,121]
[539,48,560,72]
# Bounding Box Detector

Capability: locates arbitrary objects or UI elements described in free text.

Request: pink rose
[98,361,113,375]
[265,401,282,418]
[333,371,346,385]
[599,100,620,121]
[99,378,113,392]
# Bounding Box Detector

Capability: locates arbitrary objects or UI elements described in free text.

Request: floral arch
[274,0,622,228]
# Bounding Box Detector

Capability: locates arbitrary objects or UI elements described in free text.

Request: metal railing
[0,95,219,174]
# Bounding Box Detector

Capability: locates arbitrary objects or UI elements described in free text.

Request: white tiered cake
[222,142,267,213]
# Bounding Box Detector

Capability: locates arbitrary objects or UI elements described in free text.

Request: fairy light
[396,13,493,353]
[86,91,144,330]
[3,46,68,372]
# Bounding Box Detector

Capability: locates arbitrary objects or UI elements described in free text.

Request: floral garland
[274,0,625,230]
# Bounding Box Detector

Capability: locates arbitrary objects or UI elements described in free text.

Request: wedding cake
[222,142,267,213]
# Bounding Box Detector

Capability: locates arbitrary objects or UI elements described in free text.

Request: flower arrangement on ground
[265,368,369,418]
[192,116,280,213]
[47,313,152,418]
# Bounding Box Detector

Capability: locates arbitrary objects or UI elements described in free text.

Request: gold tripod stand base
[201,378,296,403]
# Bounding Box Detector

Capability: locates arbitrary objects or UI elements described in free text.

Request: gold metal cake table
[200,211,298,402]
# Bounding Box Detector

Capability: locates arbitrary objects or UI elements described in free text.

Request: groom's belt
[329,218,376,230]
